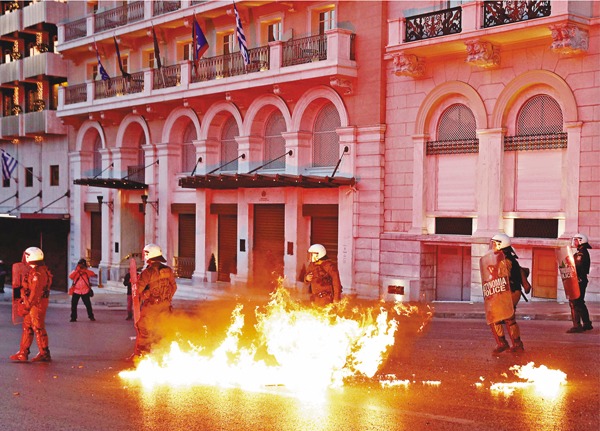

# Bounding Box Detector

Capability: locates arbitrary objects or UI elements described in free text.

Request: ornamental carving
[465,40,500,68]
[549,24,588,56]
[392,53,424,78]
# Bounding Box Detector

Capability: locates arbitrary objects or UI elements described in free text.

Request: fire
[119,287,430,394]
[489,362,567,397]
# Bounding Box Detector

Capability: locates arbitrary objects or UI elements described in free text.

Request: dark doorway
[253,204,284,290]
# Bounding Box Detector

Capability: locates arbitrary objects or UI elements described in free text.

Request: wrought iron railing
[153,1,180,16]
[65,83,87,105]
[94,71,145,100]
[64,17,87,42]
[282,34,327,67]
[127,164,146,183]
[191,45,269,83]
[95,1,144,32]
[405,6,462,42]
[504,133,566,151]
[483,1,551,29]
[153,64,181,89]
[426,139,479,155]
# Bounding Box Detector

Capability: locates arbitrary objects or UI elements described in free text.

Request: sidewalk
[2,283,599,322]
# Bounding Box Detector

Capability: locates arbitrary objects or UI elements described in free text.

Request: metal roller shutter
[218,214,237,282]
[253,204,284,289]
[310,216,338,262]
[177,214,196,278]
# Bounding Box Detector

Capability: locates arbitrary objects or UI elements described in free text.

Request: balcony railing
[153,1,181,16]
[95,1,144,33]
[405,6,462,42]
[282,34,327,67]
[65,83,88,105]
[93,71,145,102]
[64,17,87,42]
[191,45,269,83]
[153,64,181,89]
[483,1,551,29]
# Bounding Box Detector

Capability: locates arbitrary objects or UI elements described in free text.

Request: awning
[73,178,148,190]
[179,173,356,190]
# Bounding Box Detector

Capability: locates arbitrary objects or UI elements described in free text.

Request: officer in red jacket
[129,244,177,360]
[304,244,342,306]
[10,247,53,362]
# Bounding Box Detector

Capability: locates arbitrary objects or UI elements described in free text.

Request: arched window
[221,117,239,172]
[313,103,340,168]
[93,135,102,176]
[264,111,286,170]
[181,123,197,173]
[437,103,476,141]
[517,95,562,136]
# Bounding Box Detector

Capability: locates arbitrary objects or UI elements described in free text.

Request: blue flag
[193,17,209,61]
[94,42,110,81]
[1,149,17,181]
[233,2,250,66]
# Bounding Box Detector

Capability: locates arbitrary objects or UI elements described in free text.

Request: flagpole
[3,150,41,182]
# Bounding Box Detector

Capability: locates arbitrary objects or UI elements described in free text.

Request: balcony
[22,52,68,79]
[23,110,67,136]
[386,0,591,71]
[0,60,21,85]
[0,7,21,36]
[58,29,357,117]
[23,0,67,28]
[0,115,19,139]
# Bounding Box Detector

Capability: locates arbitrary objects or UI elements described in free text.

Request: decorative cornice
[392,53,424,78]
[549,23,588,56]
[465,40,499,68]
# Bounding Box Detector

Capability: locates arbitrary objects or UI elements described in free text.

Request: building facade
[1,1,597,304]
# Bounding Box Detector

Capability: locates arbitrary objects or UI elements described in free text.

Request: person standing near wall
[566,233,593,333]
[304,244,342,306]
[69,258,96,322]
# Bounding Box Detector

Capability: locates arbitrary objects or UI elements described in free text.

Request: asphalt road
[0,300,598,431]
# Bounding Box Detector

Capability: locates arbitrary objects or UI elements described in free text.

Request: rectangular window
[268,21,282,42]
[25,168,33,187]
[222,33,234,55]
[2,178,9,187]
[435,218,473,235]
[122,55,129,73]
[148,50,157,68]
[514,219,559,239]
[183,42,193,61]
[318,9,336,34]
[50,165,59,186]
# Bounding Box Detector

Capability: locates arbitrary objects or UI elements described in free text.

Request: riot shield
[129,258,141,324]
[12,286,22,326]
[555,246,580,300]
[479,250,514,325]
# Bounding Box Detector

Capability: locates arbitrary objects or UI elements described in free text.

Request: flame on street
[119,288,431,394]
[489,362,567,397]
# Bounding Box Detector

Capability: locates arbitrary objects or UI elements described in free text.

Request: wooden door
[532,248,557,299]
[436,246,470,301]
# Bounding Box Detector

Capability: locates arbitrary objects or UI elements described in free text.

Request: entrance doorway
[436,246,470,301]
[253,204,284,289]
[532,247,557,299]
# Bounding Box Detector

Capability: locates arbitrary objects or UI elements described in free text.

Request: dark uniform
[305,258,342,306]
[133,260,177,355]
[569,241,593,332]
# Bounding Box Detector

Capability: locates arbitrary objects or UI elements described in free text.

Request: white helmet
[308,244,327,262]
[24,247,44,263]
[572,233,589,246]
[143,243,165,262]
[491,233,511,250]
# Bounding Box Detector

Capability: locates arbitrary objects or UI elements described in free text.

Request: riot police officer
[10,247,53,362]
[304,244,342,306]
[129,244,177,360]
[567,233,593,333]
[489,234,525,355]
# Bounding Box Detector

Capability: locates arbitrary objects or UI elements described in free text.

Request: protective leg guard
[491,325,509,355]
[510,338,524,353]
[31,330,51,362]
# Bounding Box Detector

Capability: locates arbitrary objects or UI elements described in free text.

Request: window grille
[264,112,286,170]
[517,95,562,136]
[221,117,239,172]
[181,123,197,173]
[427,104,478,155]
[435,217,473,235]
[312,103,340,168]
[505,95,565,151]
[513,219,558,239]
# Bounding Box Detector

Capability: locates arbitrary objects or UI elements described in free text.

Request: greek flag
[233,2,250,66]
[94,42,110,81]
[1,149,17,181]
